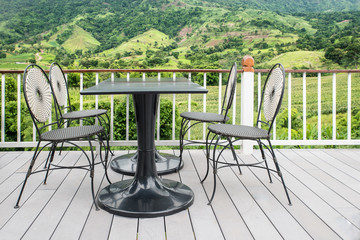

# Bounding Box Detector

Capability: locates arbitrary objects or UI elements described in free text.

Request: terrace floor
[0,148,359,240]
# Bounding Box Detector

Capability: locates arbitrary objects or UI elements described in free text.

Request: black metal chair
[204,63,292,205]
[179,62,237,163]
[15,64,110,209]
[49,62,112,155]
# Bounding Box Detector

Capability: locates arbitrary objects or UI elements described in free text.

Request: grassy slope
[62,25,100,52]
[103,29,174,57]
[263,51,325,69]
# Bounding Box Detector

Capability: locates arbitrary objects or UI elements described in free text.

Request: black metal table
[81,77,207,217]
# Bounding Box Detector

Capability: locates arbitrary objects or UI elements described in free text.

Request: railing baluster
[95,72,99,126]
[318,73,321,140]
[17,74,21,142]
[126,72,130,141]
[1,74,4,142]
[332,73,336,140]
[288,73,292,140]
[172,72,176,141]
[95,73,99,109]
[258,72,261,128]
[157,72,160,141]
[188,73,192,140]
[203,72,207,140]
[232,83,236,124]
[80,73,83,126]
[64,73,68,114]
[303,72,306,140]
[218,72,222,114]
[111,73,114,141]
[347,73,351,140]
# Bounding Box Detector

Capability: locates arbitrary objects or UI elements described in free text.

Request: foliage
[113,97,178,140]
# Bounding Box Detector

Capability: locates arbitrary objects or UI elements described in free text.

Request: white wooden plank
[191,150,256,240]
[138,218,166,240]
[0,189,55,239]
[0,152,70,229]
[82,151,134,240]
[0,151,34,184]
[252,149,341,240]
[22,152,87,240]
[223,151,310,240]
[290,149,360,210]
[108,151,139,240]
[162,150,195,240]
[50,153,108,240]
[0,152,20,169]
[308,149,360,183]
[275,149,359,239]
[326,149,360,172]
[183,150,224,240]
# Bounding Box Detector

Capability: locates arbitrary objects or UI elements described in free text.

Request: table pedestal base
[97,178,194,218]
[110,151,183,176]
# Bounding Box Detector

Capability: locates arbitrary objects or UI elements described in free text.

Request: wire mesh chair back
[221,62,237,119]
[49,62,71,115]
[23,64,57,135]
[256,63,285,133]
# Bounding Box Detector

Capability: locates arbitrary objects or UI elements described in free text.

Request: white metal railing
[0,67,360,150]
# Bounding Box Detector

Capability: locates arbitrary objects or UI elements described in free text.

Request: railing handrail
[2,68,360,74]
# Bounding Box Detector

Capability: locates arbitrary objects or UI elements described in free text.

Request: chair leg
[58,119,72,155]
[99,135,111,184]
[44,143,57,185]
[88,138,99,210]
[102,114,114,156]
[227,137,242,175]
[258,140,272,183]
[43,149,53,169]
[15,141,41,208]
[179,118,186,161]
[268,140,292,205]
[202,130,212,183]
[208,135,221,205]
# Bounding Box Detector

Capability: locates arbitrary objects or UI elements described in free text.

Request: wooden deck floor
[0,148,359,240]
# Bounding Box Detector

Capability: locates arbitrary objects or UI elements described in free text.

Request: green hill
[262,51,342,69]
[62,25,100,52]
[103,29,174,57]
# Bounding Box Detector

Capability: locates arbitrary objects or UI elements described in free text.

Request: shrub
[113,97,178,140]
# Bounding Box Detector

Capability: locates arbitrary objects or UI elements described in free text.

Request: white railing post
[110,73,114,141]
[303,72,307,140]
[17,74,21,142]
[203,72,207,140]
[1,74,5,142]
[317,73,322,140]
[126,72,130,141]
[188,73,192,140]
[288,73,292,140]
[332,73,336,140]
[157,72,161,141]
[240,56,254,154]
[172,72,176,141]
[80,73,83,126]
[347,73,351,140]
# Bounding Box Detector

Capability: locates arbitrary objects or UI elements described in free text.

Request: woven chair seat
[62,109,107,120]
[180,112,229,123]
[41,125,104,141]
[208,124,269,140]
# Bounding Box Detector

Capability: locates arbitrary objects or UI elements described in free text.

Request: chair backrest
[23,64,58,136]
[49,62,71,115]
[256,63,285,133]
[221,62,237,120]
